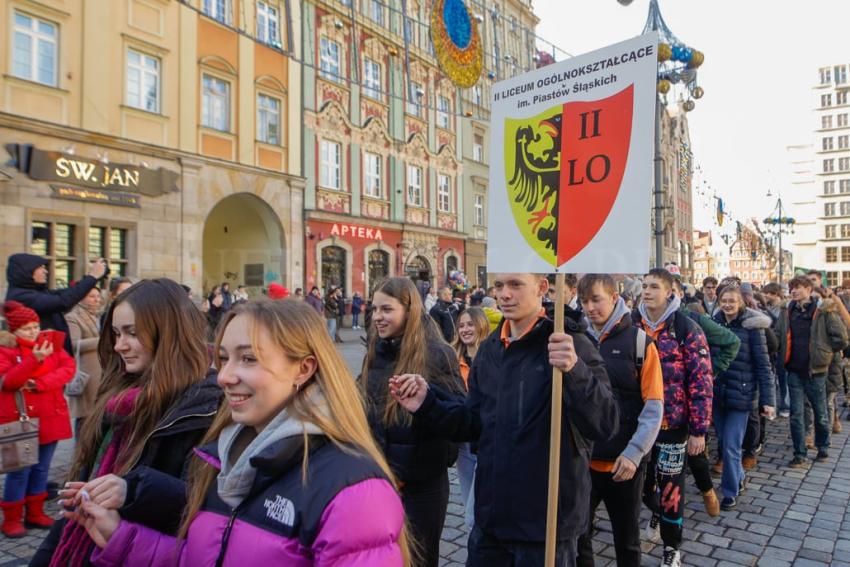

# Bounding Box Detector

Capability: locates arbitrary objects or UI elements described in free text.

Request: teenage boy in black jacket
[390,273,618,567]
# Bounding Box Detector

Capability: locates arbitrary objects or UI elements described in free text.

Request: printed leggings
[642,427,689,550]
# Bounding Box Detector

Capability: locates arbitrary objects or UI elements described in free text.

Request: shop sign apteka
[5,144,179,197]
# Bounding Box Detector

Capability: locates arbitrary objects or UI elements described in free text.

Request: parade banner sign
[487,34,657,273]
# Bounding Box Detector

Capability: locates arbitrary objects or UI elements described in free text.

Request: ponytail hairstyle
[180,299,413,564]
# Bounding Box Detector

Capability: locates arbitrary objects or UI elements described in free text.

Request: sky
[531,0,850,234]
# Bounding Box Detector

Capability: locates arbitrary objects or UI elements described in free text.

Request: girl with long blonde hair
[73,299,410,566]
[361,277,465,567]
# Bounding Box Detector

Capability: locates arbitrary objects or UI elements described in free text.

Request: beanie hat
[268,283,290,300]
[481,297,497,309]
[3,301,39,332]
[740,282,754,295]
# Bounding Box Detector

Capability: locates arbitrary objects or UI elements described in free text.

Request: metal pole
[778,197,783,282]
[654,96,664,268]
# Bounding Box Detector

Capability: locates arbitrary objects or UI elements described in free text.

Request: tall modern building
[300,0,540,296]
[0,0,304,296]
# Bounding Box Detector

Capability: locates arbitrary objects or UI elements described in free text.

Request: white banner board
[487,33,658,274]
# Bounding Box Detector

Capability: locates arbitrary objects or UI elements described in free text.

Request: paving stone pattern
[2,328,850,566]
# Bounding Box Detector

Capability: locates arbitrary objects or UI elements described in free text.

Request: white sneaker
[644,514,661,544]
[662,547,681,567]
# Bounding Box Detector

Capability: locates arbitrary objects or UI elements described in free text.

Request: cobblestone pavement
[3,328,850,566]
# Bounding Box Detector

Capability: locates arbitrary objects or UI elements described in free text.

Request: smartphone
[36,330,65,350]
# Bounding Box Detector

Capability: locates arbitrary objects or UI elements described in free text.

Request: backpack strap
[635,328,647,372]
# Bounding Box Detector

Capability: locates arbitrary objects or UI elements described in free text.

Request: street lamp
[763,188,796,282]
[643,0,704,268]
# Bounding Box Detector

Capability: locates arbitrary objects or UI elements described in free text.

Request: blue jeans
[352,313,360,327]
[456,442,476,528]
[713,407,749,499]
[326,317,337,339]
[3,442,58,502]
[788,372,830,458]
[467,525,577,567]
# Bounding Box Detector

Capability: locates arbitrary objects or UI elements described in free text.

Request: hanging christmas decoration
[716,197,725,227]
[430,0,483,88]
[644,0,704,106]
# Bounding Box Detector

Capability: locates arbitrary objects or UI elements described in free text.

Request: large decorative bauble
[430,0,483,88]
[683,100,696,112]
[657,79,671,94]
[692,86,704,99]
[688,50,705,68]
[658,43,672,62]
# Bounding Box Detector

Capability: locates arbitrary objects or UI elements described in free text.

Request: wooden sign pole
[544,273,565,566]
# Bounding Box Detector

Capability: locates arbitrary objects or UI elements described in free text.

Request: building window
[363,58,381,100]
[822,94,833,108]
[437,96,450,129]
[474,194,484,226]
[842,224,850,238]
[320,38,342,83]
[12,12,58,86]
[257,94,280,144]
[126,50,160,113]
[364,152,382,198]
[827,246,837,263]
[202,0,231,24]
[839,92,849,106]
[320,140,341,189]
[88,226,129,276]
[201,75,230,131]
[257,1,281,47]
[826,225,837,239]
[841,180,850,194]
[30,221,76,288]
[367,249,390,296]
[827,271,840,286]
[839,114,849,127]
[842,247,850,262]
[820,67,832,84]
[823,115,834,129]
[473,85,482,106]
[825,159,835,173]
[841,158,850,171]
[407,81,423,117]
[826,202,836,216]
[370,0,384,26]
[841,201,850,216]
[473,133,484,162]
[437,174,451,212]
[321,245,346,291]
[406,165,422,206]
[840,135,849,149]
[825,180,836,194]
[824,137,834,151]
[836,65,847,84]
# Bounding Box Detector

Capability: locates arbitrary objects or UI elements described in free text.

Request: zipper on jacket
[215,505,242,567]
[125,410,218,472]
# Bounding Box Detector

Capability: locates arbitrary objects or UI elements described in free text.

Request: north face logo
[264,495,295,526]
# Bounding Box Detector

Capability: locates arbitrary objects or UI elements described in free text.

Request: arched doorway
[321,245,347,293]
[202,193,286,296]
[367,249,390,296]
[405,255,432,298]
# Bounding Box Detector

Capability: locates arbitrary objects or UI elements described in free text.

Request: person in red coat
[0,301,74,538]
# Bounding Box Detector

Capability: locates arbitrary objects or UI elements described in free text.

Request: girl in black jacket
[360,277,465,567]
[31,279,222,567]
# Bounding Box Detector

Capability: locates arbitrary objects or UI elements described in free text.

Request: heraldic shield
[503,85,634,268]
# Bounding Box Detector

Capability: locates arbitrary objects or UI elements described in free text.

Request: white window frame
[842,224,850,238]
[840,135,849,149]
[407,165,422,206]
[836,65,847,84]
[12,11,58,86]
[257,93,280,144]
[437,96,450,129]
[822,94,833,108]
[257,1,281,47]
[825,159,835,173]
[838,92,848,106]
[841,180,850,194]
[363,58,381,100]
[370,0,384,26]
[320,140,342,190]
[842,202,850,216]
[203,0,231,24]
[320,37,342,84]
[364,152,382,198]
[840,114,849,127]
[126,49,160,113]
[473,133,484,162]
[201,74,230,131]
[824,137,834,151]
[826,202,836,217]
[821,68,832,84]
[825,180,836,194]
[823,115,834,129]
[407,81,423,117]
[826,225,837,239]
[474,194,484,226]
[438,174,452,213]
[842,158,850,172]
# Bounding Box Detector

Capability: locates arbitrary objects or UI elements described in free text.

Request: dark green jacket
[679,305,741,375]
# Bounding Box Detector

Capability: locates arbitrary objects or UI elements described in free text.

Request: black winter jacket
[413,315,617,542]
[711,309,776,411]
[429,300,456,343]
[29,370,223,567]
[5,253,99,354]
[362,336,465,487]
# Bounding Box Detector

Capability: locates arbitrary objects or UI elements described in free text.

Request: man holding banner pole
[390,273,618,566]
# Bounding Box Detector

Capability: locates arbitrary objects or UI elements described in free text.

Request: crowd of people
[0,253,848,567]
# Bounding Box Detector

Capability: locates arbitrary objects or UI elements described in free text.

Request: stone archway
[202,193,286,295]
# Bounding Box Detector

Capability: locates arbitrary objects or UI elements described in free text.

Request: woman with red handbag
[0,301,74,537]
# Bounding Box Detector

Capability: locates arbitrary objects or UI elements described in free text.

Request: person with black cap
[5,254,107,355]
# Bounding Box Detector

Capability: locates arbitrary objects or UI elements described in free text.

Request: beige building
[1,0,303,297]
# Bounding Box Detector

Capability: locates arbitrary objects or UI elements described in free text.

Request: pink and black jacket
[91,436,404,567]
